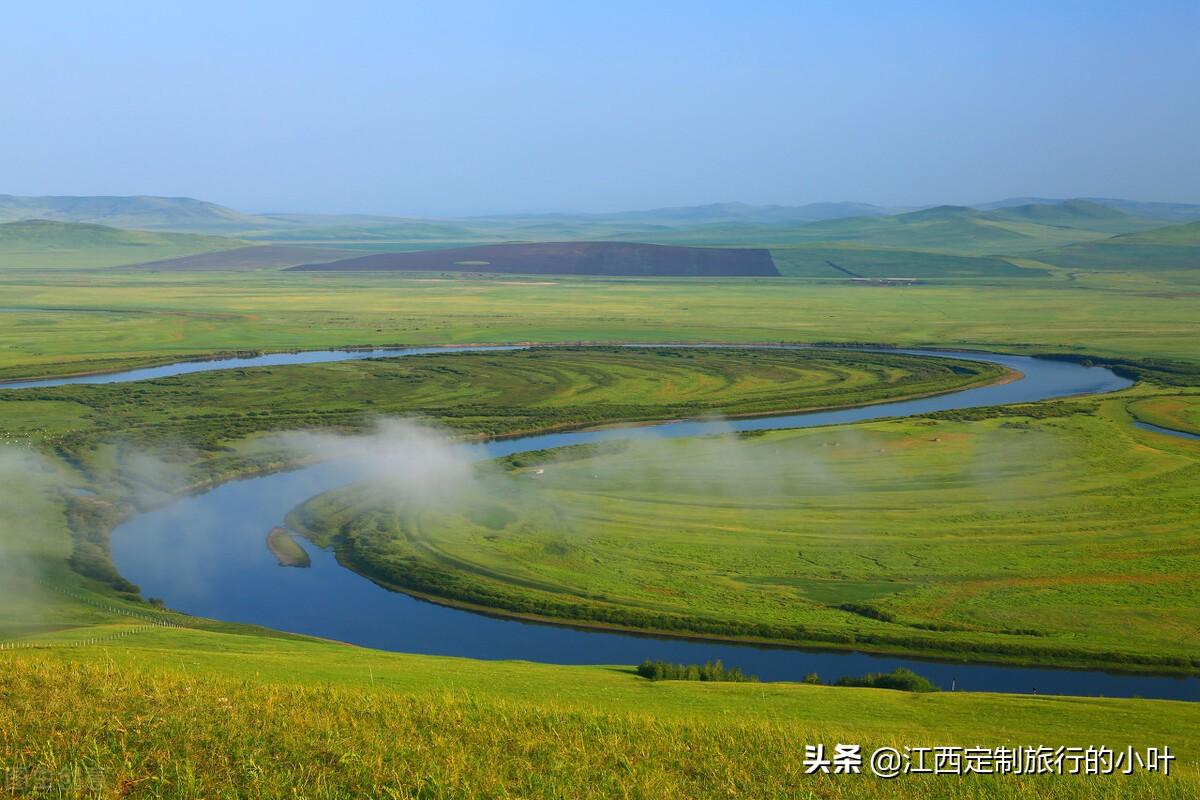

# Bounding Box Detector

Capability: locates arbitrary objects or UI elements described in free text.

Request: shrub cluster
[64,495,139,595]
[636,659,757,682]
[834,667,939,693]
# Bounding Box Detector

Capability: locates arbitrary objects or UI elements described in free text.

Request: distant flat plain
[0,268,1196,382]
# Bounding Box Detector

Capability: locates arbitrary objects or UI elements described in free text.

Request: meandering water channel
[11,344,1196,699]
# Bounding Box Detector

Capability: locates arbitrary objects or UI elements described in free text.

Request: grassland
[0,268,1198,383]
[766,244,1042,278]
[288,387,1200,673]
[2,628,1197,799]
[1,345,1001,458]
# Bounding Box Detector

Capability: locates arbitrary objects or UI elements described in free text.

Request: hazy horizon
[3,1,1197,216]
[5,192,1199,221]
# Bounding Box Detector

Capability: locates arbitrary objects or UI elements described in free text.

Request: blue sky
[2,1,1197,214]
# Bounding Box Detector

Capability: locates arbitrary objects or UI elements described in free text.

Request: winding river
[12,344,1197,700]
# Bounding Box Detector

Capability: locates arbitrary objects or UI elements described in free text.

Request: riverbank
[310,540,1200,678]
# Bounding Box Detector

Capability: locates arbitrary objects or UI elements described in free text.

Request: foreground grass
[289,389,1200,672]
[1,628,1196,798]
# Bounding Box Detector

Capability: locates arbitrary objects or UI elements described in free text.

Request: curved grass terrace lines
[0,347,1010,474]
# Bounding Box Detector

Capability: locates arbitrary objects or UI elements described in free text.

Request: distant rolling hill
[987,199,1165,234]
[1037,221,1200,271]
[732,205,1109,255]
[288,241,780,277]
[976,196,1200,222]
[2,195,1196,275]
[1116,220,1200,245]
[0,195,263,232]
[0,219,242,268]
[739,200,1177,255]
[576,201,906,224]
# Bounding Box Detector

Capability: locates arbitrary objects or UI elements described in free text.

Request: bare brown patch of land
[287,241,780,277]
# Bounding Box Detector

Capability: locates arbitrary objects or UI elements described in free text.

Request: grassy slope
[0,220,242,268]
[1037,221,1200,271]
[719,209,1107,254]
[288,389,1200,672]
[2,629,1197,799]
[0,270,1197,381]
[986,200,1165,234]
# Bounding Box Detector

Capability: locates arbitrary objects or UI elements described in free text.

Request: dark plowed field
[287,241,779,276]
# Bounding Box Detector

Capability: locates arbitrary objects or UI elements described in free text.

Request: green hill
[776,206,1102,254]
[1074,197,1200,222]
[1038,221,1200,271]
[1114,219,1200,245]
[988,199,1162,234]
[0,219,243,268]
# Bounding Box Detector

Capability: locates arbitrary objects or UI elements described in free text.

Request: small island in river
[266,527,311,568]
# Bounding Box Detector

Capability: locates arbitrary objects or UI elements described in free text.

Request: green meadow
[1,345,1000,453]
[0,268,1198,383]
